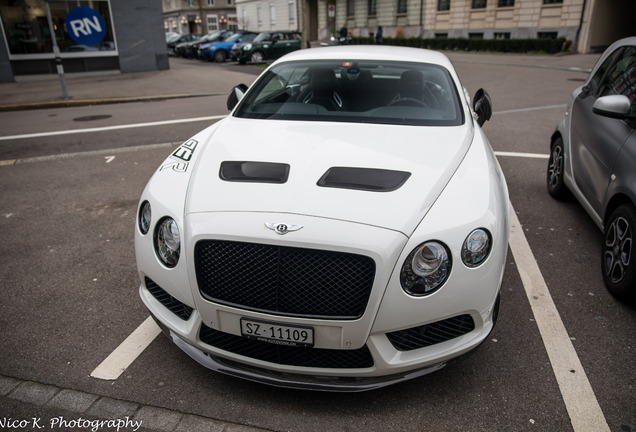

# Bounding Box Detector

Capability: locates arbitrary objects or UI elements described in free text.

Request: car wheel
[250,51,265,63]
[214,50,227,62]
[547,136,569,199]
[602,204,636,301]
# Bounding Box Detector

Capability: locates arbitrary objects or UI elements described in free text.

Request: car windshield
[202,32,222,42]
[226,33,248,43]
[234,60,464,126]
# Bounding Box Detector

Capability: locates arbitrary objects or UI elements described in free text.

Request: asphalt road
[0,55,634,432]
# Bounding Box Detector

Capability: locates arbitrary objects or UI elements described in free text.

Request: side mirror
[227,84,249,110]
[592,95,632,119]
[472,88,492,127]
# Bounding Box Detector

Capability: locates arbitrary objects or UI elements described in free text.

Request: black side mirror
[227,84,249,110]
[473,89,492,127]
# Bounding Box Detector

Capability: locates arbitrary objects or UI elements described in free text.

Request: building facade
[163,0,238,35]
[0,0,167,82]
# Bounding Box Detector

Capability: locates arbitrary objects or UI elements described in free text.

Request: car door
[570,45,636,215]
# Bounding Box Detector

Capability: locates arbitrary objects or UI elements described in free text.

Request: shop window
[1,0,116,57]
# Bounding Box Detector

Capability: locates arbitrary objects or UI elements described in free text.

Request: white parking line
[494,103,567,115]
[90,316,161,380]
[508,204,610,432]
[0,115,226,141]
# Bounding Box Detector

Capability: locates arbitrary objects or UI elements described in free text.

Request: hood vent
[317,167,411,192]
[220,161,290,184]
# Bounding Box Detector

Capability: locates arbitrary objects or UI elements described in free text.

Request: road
[0,55,634,432]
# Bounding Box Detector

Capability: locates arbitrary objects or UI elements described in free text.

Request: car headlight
[400,241,451,296]
[138,201,151,235]
[243,43,252,51]
[154,217,180,268]
[461,229,492,267]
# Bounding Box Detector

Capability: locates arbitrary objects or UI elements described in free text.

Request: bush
[350,37,567,54]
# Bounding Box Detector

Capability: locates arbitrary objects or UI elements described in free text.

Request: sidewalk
[0,51,600,112]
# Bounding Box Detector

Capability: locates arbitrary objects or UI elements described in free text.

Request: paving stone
[0,376,21,396]
[86,396,139,419]
[46,389,99,413]
[9,381,59,405]
[173,414,227,432]
[132,405,183,432]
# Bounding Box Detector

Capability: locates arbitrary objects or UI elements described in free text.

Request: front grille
[199,324,374,369]
[145,277,194,321]
[194,240,376,319]
[386,315,475,351]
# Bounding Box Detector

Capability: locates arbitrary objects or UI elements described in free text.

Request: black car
[234,32,301,64]
[167,34,200,56]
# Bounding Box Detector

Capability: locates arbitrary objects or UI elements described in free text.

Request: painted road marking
[508,204,610,432]
[90,316,161,380]
[0,115,226,141]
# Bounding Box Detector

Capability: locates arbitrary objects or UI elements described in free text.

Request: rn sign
[65,7,107,46]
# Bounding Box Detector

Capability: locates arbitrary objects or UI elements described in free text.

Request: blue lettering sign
[65,7,107,46]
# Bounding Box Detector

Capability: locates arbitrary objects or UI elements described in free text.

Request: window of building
[397,0,407,14]
[537,32,558,39]
[469,32,484,39]
[288,1,296,23]
[0,0,116,59]
[347,0,355,17]
[207,0,214,5]
[270,4,276,25]
[435,33,448,38]
[472,0,486,8]
[368,0,377,16]
[228,15,238,30]
[543,0,563,4]
[257,5,263,25]
[207,15,218,32]
[438,0,450,11]
[494,32,511,39]
[497,0,513,6]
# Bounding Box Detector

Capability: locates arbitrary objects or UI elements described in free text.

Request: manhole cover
[73,115,112,122]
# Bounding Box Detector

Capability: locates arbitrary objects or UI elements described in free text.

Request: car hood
[185,116,473,235]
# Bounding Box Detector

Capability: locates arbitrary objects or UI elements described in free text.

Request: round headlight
[400,241,451,296]
[461,229,492,267]
[138,201,151,235]
[243,43,252,51]
[154,217,180,268]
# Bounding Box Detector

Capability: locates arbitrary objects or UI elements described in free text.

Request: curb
[0,93,217,112]
[0,374,269,432]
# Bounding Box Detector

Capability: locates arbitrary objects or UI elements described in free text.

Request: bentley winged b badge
[265,222,304,235]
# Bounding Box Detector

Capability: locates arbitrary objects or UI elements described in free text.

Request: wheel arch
[604,194,636,228]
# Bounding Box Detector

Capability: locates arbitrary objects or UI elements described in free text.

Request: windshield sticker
[160,139,198,173]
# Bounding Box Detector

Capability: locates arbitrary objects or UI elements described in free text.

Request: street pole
[45,0,69,100]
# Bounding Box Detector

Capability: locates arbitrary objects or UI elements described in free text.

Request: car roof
[273,45,455,70]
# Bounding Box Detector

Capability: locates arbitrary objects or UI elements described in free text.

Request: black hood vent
[220,161,290,184]
[317,167,411,192]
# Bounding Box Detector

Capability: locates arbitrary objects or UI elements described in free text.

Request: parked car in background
[547,36,636,301]
[175,31,234,58]
[198,32,256,62]
[135,46,508,391]
[165,32,179,42]
[167,34,200,56]
[235,31,301,64]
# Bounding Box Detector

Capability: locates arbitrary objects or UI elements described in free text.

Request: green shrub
[349,37,567,54]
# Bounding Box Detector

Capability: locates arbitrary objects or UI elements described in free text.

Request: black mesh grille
[386,315,475,351]
[194,240,376,319]
[199,324,374,369]
[145,277,194,321]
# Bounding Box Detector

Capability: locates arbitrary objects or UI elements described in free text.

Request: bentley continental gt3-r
[135,46,510,391]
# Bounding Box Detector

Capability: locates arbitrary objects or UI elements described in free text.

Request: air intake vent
[317,167,411,192]
[219,161,290,183]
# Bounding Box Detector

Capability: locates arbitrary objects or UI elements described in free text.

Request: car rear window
[233,60,465,126]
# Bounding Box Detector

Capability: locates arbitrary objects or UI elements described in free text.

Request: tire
[214,50,227,63]
[602,204,636,301]
[547,136,569,199]
[250,51,265,64]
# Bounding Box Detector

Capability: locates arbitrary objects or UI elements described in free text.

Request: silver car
[547,36,636,301]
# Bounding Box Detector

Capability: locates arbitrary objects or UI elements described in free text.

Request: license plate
[240,318,314,348]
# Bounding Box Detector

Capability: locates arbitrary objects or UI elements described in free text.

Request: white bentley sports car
[135,46,510,391]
